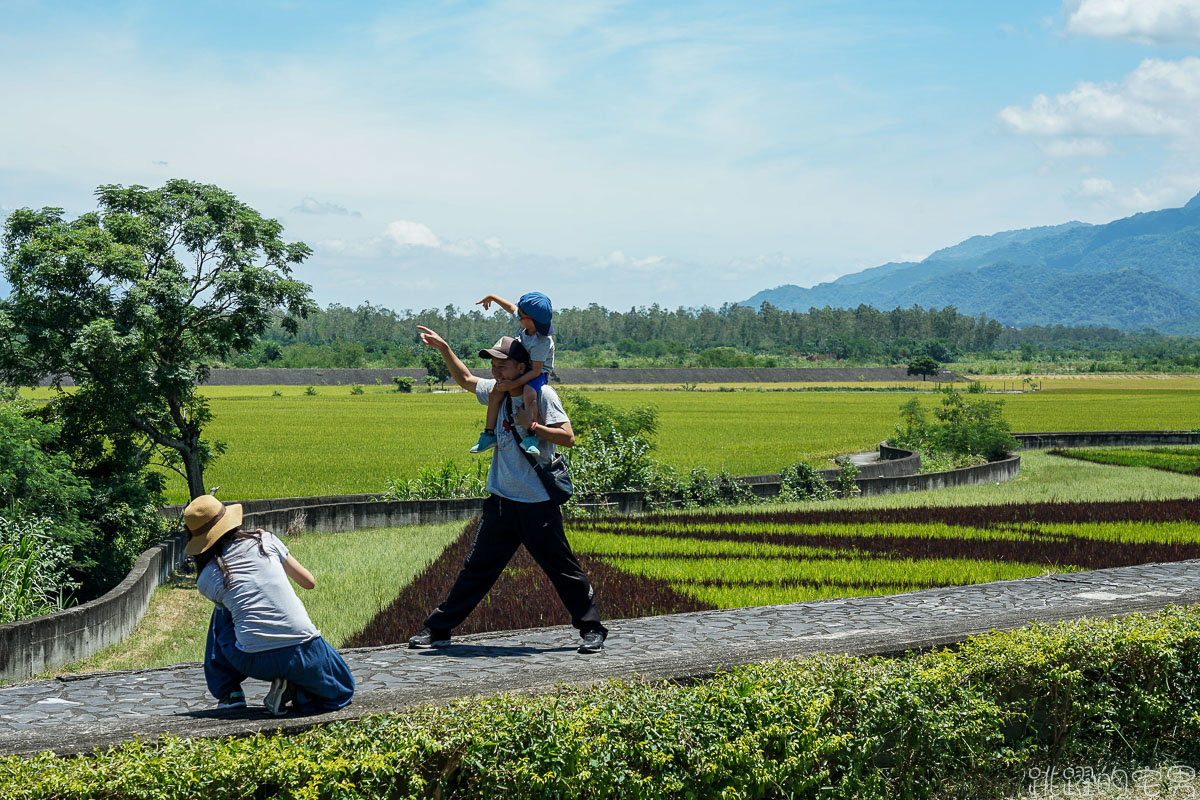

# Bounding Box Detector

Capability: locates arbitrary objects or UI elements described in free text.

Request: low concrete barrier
[0,526,187,681]
[1016,430,1200,449]
[7,428,1194,681]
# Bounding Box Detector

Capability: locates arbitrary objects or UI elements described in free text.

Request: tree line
[235,301,1200,370]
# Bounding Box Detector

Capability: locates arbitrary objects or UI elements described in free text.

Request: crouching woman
[184,495,355,716]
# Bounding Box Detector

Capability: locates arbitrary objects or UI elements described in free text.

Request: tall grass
[0,516,78,624]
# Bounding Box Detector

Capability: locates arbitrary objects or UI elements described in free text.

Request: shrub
[778,462,835,502]
[392,376,415,393]
[303,385,318,396]
[8,609,1200,799]
[349,384,364,395]
[0,514,79,623]
[888,389,1018,465]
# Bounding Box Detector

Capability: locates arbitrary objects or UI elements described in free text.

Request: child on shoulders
[471,291,555,456]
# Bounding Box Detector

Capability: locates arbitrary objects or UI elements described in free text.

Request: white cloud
[999,57,1200,137]
[594,250,667,272]
[385,220,442,248]
[1040,137,1112,158]
[1065,0,1200,45]
[292,197,361,217]
[1077,177,1116,197]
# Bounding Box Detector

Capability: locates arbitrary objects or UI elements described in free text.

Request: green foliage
[907,354,941,380]
[0,180,314,499]
[778,462,835,502]
[349,384,364,395]
[889,389,1019,465]
[0,402,92,558]
[422,349,451,385]
[8,609,1200,799]
[392,375,415,393]
[303,385,318,396]
[835,461,861,497]
[1050,446,1200,474]
[0,515,79,624]
[383,459,489,500]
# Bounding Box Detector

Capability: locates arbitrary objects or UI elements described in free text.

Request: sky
[2,0,1200,313]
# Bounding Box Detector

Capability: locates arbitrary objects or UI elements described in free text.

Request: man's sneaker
[520,435,541,457]
[217,690,246,709]
[408,627,451,649]
[578,630,606,654]
[264,678,291,716]
[469,431,497,453]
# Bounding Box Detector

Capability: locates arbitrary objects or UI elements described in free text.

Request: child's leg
[484,385,504,431]
[519,383,539,429]
[470,387,505,452]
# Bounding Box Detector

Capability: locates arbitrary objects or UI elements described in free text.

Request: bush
[392,376,415,393]
[8,608,1200,799]
[888,389,1018,465]
[778,462,835,502]
[0,514,79,623]
[349,384,364,395]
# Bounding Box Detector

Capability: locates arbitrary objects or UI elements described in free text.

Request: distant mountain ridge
[743,192,1200,334]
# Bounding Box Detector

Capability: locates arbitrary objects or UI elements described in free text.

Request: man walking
[408,325,608,654]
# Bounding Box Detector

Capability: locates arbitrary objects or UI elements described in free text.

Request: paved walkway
[3,560,1199,757]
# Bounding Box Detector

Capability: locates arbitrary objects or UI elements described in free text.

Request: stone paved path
[3,560,1199,757]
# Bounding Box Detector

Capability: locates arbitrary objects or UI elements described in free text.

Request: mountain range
[742,191,1200,334]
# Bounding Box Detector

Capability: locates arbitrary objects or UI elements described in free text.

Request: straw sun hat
[183,495,244,556]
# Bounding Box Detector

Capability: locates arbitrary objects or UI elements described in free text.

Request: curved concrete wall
[5,429,1194,681]
[0,526,187,682]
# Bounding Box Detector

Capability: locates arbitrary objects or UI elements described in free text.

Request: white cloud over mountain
[999,57,1200,137]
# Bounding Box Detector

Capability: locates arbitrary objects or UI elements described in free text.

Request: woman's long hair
[192,528,268,582]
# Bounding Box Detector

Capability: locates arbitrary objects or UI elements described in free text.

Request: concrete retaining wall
[1016,430,1200,449]
[0,527,187,681]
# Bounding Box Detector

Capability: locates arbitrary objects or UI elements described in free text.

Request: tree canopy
[0,180,315,499]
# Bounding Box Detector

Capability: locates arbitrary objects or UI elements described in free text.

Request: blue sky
[3,0,1200,312]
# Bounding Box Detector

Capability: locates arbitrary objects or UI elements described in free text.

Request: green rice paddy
[22,380,1196,503]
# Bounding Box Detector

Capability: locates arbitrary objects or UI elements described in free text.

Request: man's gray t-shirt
[196,531,320,653]
[476,378,569,502]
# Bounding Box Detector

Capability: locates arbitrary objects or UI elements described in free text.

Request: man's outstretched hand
[417,326,448,350]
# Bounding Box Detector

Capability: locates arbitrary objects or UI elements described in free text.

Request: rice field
[1049,445,1200,475]
[349,497,1200,645]
[22,378,1200,503]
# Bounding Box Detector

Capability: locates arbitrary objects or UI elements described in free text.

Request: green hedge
[3,607,1200,799]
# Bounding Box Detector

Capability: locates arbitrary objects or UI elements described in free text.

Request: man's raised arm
[416,326,480,391]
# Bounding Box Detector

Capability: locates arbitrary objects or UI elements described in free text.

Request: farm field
[23,378,1200,503]
[350,496,1200,645]
[42,452,1200,673]
[1050,445,1200,475]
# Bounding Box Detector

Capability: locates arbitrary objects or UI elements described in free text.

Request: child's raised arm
[475,294,518,314]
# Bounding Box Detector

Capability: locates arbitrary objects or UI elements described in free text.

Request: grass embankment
[4,609,1200,800]
[26,379,1200,503]
[38,522,462,678]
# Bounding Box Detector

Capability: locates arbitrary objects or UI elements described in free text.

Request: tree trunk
[182,446,206,500]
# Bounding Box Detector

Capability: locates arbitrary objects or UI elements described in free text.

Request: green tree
[422,350,452,387]
[907,354,941,381]
[0,180,314,499]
